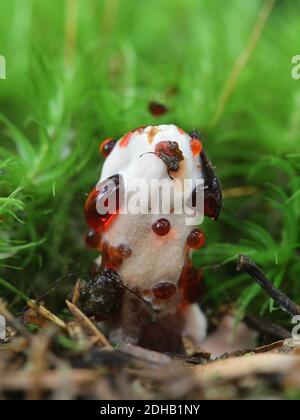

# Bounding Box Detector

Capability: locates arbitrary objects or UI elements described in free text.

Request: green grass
[0,0,300,326]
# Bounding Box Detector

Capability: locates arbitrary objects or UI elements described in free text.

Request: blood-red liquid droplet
[153,282,177,300]
[177,127,185,135]
[85,229,102,249]
[204,196,220,220]
[152,218,171,236]
[187,229,206,249]
[119,132,132,148]
[84,175,122,232]
[84,187,102,232]
[100,138,116,158]
[190,138,203,156]
[148,101,168,117]
[84,188,114,232]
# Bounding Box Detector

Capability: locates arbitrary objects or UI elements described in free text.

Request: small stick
[66,300,113,349]
[27,300,67,331]
[0,369,97,391]
[72,280,81,305]
[237,254,300,316]
[244,314,290,340]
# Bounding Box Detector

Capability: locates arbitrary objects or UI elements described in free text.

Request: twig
[210,0,276,126]
[119,343,172,365]
[244,314,290,340]
[0,370,97,391]
[27,300,67,331]
[237,254,300,316]
[66,300,113,349]
[72,280,81,305]
[0,278,67,331]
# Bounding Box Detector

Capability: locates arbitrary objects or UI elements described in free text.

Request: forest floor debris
[1,301,300,400]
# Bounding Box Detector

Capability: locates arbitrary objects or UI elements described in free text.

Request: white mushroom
[85,124,209,350]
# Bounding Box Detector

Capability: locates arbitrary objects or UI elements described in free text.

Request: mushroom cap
[98,124,204,291]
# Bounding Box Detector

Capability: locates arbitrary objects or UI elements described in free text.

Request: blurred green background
[0,0,299,325]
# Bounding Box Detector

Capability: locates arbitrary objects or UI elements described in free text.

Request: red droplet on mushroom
[119,132,132,147]
[85,229,102,249]
[100,138,116,158]
[177,127,185,135]
[152,218,171,236]
[148,101,168,117]
[187,229,206,249]
[190,138,203,156]
[84,175,122,232]
[204,196,220,220]
[84,187,102,231]
[153,282,177,300]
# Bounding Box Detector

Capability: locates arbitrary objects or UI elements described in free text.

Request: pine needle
[66,300,113,349]
[210,0,276,126]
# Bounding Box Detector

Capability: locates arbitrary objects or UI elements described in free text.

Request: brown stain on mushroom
[171,157,186,180]
[101,241,132,270]
[147,126,160,145]
[178,255,204,304]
